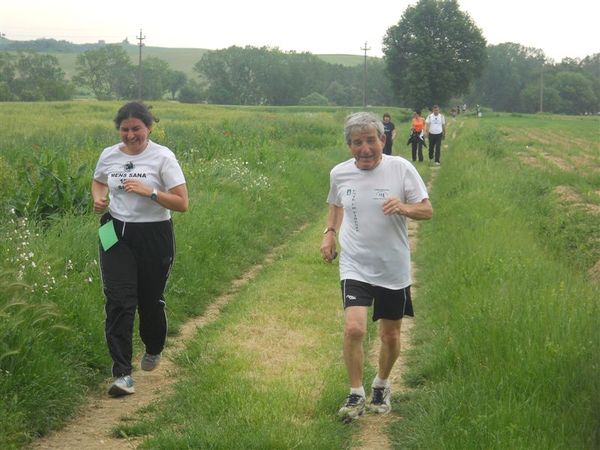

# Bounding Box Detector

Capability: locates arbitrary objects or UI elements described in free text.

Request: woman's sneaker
[108,375,135,397]
[368,386,391,414]
[141,353,161,371]
[338,393,365,422]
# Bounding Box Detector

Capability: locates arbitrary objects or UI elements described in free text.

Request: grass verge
[390,116,599,449]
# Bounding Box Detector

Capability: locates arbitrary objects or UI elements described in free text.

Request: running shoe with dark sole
[338,393,365,422]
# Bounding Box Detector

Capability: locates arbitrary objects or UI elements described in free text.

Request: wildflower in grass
[3,209,56,295]
[196,157,271,194]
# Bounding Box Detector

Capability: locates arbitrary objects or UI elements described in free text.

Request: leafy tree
[521,83,560,113]
[324,80,351,106]
[140,57,172,100]
[580,53,600,112]
[0,53,15,84]
[0,53,16,100]
[167,70,187,100]
[553,71,597,114]
[469,43,545,112]
[383,0,487,108]
[74,44,135,99]
[0,52,73,101]
[178,79,205,103]
[195,46,250,104]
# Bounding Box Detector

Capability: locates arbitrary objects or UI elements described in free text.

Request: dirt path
[29,234,297,450]
[352,122,450,449]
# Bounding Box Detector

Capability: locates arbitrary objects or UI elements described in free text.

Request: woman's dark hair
[114,102,159,129]
[415,109,421,115]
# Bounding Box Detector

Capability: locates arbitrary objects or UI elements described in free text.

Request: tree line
[0,0,598,114]
[467,43,599,114]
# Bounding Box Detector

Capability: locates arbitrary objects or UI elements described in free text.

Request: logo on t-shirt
[373,189,390,200]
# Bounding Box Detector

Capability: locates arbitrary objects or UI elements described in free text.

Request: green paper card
[99,220,118,251]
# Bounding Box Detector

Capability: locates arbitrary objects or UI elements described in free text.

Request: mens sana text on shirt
[110,172,148,178]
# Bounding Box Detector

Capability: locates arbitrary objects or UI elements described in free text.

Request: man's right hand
[320,234,337,263]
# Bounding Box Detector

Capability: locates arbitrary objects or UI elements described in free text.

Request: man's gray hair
[344,112,385,145]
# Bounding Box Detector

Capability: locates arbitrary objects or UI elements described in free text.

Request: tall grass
[391,116,599,449]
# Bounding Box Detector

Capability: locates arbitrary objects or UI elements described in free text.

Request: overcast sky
[3,0,599,62]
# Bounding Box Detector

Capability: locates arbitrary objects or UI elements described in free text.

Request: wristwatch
[323,227,336,235]
[150,188,158,201]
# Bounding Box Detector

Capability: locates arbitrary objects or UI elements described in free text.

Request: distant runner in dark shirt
[382,112,396,155]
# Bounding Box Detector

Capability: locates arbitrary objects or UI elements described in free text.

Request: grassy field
[0,105,598,449]
[49,45,210,80]
[391,114,599,449]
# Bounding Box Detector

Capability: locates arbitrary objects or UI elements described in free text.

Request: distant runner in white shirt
[320,112,433,422]
[425,105,446,165]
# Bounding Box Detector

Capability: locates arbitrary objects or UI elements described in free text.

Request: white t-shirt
[327,155,429,289]
[93,140,186,222]
[425,113,445,134]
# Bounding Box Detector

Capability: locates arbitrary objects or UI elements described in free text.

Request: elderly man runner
[320,112,433,421]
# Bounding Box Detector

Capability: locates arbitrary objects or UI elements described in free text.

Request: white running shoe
[108,375,135,397]
[338,394,365,422]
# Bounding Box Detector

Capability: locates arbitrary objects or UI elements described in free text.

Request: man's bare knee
[379,329,400,346]
[345,323,366,341]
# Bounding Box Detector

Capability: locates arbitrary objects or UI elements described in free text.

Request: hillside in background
[0,37,368,79]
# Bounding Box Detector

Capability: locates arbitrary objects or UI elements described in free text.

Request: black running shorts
[340,279,414,321]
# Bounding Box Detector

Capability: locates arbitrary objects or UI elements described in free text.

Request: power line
[360,41,370,108]
[137,29,145,100]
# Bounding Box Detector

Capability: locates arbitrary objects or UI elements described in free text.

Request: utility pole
[539,59,544,113]
[361,41,370,108]
[137,29,146,100]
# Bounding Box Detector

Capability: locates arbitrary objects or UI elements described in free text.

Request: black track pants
[428,133,443,163]
[411,135,424,161]
[99,213,174,377]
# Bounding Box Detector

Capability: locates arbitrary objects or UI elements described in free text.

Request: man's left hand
[383,197,405,216]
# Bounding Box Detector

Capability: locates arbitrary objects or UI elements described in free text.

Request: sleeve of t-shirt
[326,170,342,206]
[403,164,429,204]
[93,149,110,184]
[161,154,186,190]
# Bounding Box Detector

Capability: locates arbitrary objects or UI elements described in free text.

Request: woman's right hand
[93,197,109,214]
[91,180,109,214]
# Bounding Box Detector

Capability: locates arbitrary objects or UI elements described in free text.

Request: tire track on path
[29,226,306,450]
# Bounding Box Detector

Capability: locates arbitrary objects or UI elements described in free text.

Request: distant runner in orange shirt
[409,110,426,162]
